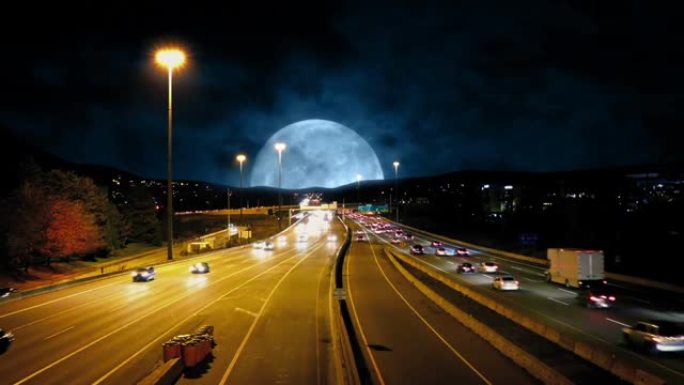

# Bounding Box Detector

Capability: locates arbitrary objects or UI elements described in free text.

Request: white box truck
[546,248,605,289]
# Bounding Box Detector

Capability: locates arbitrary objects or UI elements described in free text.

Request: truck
[545,248,605,289]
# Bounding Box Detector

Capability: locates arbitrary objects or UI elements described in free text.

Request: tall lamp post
[155,48,186,261]
[236,154,246,225]
[274,142,286,230]
[393,161,400,222]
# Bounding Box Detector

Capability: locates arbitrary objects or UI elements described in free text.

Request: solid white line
[234,307,258,318]
[482,274,493,279]
[91,243,323,385]
[368,241,493,385]
[43,326,74,340]
[0,281,121,320]
[547,297,570,306]
[345,231,389,385]
[218,244,322,385]
[606,318,631,327]
[14,245,305,385]
[558,288,577,296]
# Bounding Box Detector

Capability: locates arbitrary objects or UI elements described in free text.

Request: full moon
[250,119,384,189]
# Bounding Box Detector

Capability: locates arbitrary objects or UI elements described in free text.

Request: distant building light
[656,184,664,188]
[504,185,513,190]
[482,184,490,189]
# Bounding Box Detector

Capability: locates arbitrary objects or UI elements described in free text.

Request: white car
[435,247,446,256]
[390,237,401,245]
[623,321,684,353]
[253,241,266,249]
[264,241,275,250]
[327,234,338,242]
[297,234,308,243]
[493,276,519,291]
[479,261,499,273]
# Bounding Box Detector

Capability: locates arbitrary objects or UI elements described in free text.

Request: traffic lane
[217,225,340,385]
[346,231,537,385]
[12,240,325,385]
[388,248,684,384]
[0,239,310,384]
[0,226,303,326]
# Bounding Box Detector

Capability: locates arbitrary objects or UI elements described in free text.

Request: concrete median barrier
[384,248,574,385]
[385,247,665,385]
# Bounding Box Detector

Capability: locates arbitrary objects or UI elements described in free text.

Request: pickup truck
[622,320,684,353]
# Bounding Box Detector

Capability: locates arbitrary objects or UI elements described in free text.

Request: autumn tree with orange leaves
[41,199,105,264]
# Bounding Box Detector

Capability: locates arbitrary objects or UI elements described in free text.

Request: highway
[0,212,342,385]
[344,221,538,385]
[352,215,684,385]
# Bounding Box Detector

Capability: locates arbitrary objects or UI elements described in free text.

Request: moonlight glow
[250,119,384,189]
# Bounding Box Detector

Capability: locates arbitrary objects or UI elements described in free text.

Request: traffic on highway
[347,212,684,384]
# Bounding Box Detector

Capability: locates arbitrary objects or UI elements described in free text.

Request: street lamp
[155,47,186,261]
[274,142,286,229]
[236,154,246,225]
[393,161,400,222]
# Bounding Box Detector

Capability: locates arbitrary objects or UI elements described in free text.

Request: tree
[4,182,51,271]
[40,198,105,264]
[120,185,161,245]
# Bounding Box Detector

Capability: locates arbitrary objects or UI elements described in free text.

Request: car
[623,321,684,353]
[403,233,415,241]
[264,241,275,250]
[190,262,210,274]
[327,234,338,242]
[0,328,14,350]
[132,267,156,282]
[355,233,367,242]
[435,247,446,256]
[479,261,498,273]
[493,276,520,291]
[457,262,476,274]
[583,289,616,309]
[0,288,18,299]
[456,247,469,256]
[390,237,401,244]
[297,234,308,243]
[431,241,443,247]
[410,244,424,255]
[277,235,287,245]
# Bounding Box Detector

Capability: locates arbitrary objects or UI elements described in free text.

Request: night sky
[2,1,683,187]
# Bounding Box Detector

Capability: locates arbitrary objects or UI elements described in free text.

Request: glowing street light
[155,47,186,261]
[236,154,247,224]
[274,142,286,229]
[393,161,400,222]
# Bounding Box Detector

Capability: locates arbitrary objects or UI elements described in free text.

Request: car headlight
[131,272,138,277]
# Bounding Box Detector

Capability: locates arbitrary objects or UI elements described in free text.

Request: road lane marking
[630,297,652,305]
[0,281,121,320]
[606,318,631,327]
[365,237,493,385]
[482,274,493,279]
[234,307,258,317]
[522,277,543,282]
[344,231,388,385]
[44,326,74,340]
[90,242,326,385]
[558,289,577,296]
[14,243,309,385]
[218,244,323,385]
[547,297,570,306]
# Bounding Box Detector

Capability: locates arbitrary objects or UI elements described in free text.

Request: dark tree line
[0,167,161,271]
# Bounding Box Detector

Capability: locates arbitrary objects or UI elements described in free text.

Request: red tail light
[609,296,616,301]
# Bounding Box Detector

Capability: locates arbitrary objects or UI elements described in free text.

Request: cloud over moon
[250,119,384,189]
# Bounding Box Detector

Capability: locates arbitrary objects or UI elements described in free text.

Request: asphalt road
[0,213,342,385]
[355,217,684,385]
[344,222,538,385]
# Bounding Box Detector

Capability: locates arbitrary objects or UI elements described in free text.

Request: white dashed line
[547,297,570,306]
[44,326,74,340]
[558,288,577,296]
[606,318,631,327]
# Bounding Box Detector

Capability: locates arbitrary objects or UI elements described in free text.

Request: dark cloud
[1,0,683,186]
